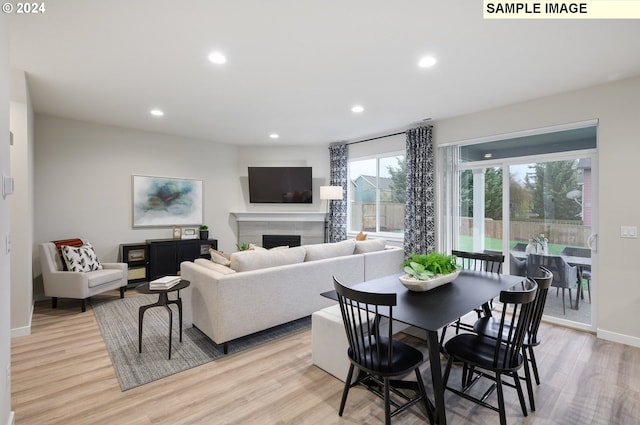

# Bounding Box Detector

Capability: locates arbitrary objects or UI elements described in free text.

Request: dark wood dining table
[322,270,525,425]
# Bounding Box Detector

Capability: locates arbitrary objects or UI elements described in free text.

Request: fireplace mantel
[231,212,326,222]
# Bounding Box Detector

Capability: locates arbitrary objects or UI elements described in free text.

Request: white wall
[434,75,640,346]
[10,70,34,337]
[34,115,244,258]
[0,14,15,425]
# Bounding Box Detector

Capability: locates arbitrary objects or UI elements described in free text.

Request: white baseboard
[10,301,33,338]
[597,329,640,349]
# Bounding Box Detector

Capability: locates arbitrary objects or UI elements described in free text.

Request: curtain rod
[345,131,406,146]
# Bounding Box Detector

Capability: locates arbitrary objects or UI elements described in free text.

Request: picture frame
[132,175,203,227]
[172,226,182,239]
[181,227,198,239]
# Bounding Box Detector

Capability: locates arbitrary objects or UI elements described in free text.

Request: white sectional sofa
[180,239,404,353]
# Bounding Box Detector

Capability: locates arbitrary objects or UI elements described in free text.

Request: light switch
[621,226,638,238]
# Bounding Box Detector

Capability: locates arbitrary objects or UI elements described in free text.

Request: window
[348,153,405,236]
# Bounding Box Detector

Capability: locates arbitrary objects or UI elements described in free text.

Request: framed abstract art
[132,175,203,227]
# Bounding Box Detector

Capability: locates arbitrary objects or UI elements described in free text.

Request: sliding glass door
[442,123,597,329]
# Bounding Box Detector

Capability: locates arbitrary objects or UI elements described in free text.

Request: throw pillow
[248,243,268,251]
[354,239,386,254]
[194,258,236,275]
[209,249,231,266]
[61,243,103,272]
[52,238,84,270]
[230,246,306,272]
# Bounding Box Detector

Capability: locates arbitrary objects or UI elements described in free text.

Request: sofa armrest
[102,262,127,273]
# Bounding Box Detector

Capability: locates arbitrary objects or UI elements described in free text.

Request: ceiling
[9,1,640,146]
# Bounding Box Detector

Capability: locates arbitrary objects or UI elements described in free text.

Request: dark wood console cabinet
[120,238,218,285]
[147,238,218,280]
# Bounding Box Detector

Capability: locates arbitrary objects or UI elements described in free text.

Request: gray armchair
[526,254,577,315]
[39,242,127,312]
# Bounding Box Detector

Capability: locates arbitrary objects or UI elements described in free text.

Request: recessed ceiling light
[208,52,227,64]
[484,153,493,158]
[351,105,364,113]
[269,133,279,139]
[150,109,164,117]
[418,56,437,68]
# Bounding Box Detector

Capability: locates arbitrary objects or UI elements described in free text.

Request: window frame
[347,150,405,241]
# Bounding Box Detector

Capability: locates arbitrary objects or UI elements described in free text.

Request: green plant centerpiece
[399,252,461,292]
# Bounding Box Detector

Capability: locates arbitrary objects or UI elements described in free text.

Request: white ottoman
[311,304,411,382]
[311,304,356,383]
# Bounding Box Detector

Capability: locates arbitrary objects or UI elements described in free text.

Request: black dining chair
[561,246,591,303]
[443,278,538,425]
[333,277,434,425]
[473,266,553,411]
[439,250,505,342]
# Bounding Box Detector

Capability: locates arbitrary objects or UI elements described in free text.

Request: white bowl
[399,269,461,292]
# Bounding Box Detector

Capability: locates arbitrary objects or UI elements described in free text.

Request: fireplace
[262,234,301,249]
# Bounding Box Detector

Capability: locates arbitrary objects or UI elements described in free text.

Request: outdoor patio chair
[526,254,577,315]
[561,246,591,303]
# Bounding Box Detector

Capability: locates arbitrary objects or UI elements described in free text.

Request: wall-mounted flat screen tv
[248,167,312,203]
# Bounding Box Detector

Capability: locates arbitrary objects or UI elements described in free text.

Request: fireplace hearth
[262,234,301,249]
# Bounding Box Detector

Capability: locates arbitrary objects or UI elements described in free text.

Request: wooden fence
[460,217,592,247]
[351,203,405,232]
[350,204,591,246]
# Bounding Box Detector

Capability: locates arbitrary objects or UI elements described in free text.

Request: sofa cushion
[304,240,356,262]
[194,258,237,275]
[61,243,103,272]
[86,268,124,288]
[230,246,306,272]
[354,239,386,254]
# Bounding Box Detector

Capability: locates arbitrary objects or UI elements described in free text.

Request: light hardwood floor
[11,290,640,425]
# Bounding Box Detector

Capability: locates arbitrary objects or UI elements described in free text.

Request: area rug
[93,294,311,391]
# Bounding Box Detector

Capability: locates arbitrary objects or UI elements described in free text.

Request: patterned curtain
[328,144,348,242]
[404,126,435,256]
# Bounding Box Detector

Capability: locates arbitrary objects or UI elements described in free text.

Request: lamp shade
[319,185,343,200]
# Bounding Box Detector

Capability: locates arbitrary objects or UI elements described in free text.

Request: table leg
[177,297,183,342]
[165,305,173,360]
[427,330,446,425]
[138,304,153,353]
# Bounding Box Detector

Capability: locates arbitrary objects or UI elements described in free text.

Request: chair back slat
[452,250,505,274]
[527,266,553,344]
[334,277,396,372]
[494,278,538,368]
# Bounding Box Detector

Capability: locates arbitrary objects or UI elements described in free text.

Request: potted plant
[199,225,209,240]
[399,252,461,292]
[236,242,250,251]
